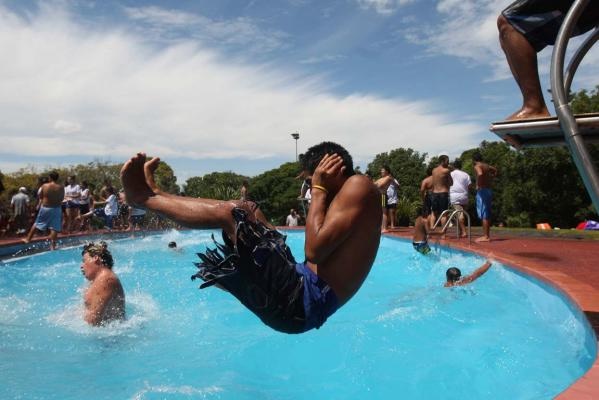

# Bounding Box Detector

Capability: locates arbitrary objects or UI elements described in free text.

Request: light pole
[291,132,300,161]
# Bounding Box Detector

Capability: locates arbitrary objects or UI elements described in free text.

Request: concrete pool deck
[1,228,598,398]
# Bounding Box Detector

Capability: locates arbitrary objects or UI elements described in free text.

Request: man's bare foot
[120,153,156,207]
[144,157,162,194]
[505,107,550,121]
[475,236,490,243]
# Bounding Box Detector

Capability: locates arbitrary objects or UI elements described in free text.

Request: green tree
[183,171,248,199]
[251,162,303,224]
[153,161,180,195]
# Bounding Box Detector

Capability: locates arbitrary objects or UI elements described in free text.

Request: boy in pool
[121,142,382,333]
[80,242,126,325]
[412,215,445,255]
[444,259,493,287]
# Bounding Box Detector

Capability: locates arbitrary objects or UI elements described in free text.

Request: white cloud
[0,3,482,173]
[400,0,599,86]
[54,119,82,135]
[357,0,416,15]
[123,6,289,54]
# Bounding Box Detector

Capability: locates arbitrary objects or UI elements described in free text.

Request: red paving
[1,228,599,398]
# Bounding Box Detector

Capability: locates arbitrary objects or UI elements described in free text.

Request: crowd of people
[0,172,176,248]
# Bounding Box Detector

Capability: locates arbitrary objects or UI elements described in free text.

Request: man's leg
[49,229,58,250]
[122,153,241,240]
[142,155,273,230]
[497,14,550,120]
[479,219,491,242]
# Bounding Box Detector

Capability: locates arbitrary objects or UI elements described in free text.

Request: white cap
[19,187,27,193]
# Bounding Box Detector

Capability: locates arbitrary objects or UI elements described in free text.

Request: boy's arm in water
[459,260,493,285]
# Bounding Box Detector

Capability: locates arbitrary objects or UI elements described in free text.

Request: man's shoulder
[339,175,377,199]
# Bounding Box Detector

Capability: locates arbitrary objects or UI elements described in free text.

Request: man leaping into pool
[121,142,382,333]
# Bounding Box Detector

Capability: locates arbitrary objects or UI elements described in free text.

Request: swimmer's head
[82,241,114,268]
[168,241,177,249]
[446,267,461,283]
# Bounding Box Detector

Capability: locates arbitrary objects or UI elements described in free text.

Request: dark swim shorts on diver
[191,208,338,334]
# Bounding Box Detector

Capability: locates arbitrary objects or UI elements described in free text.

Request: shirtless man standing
[23,171,64,250]
[121,142,382,333]
[80,242,125,326]
[419,168,434,229]
[473,152,498,242]
[430,155,453,231]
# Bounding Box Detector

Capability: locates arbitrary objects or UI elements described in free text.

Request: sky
[1,0,598,183]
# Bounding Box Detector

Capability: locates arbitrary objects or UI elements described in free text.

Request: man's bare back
[41,181,64,208]
[431,165,452,193]
[474,162,497,189]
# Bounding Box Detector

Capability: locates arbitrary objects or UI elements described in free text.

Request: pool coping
[1,227,598,398]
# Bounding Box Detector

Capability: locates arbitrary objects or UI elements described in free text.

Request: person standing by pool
[23,171,64,250]
[449,159,472,238]
[63,175,81,234]
[379,166,400,232]
[431,155,453,231]
[121,141,382,334]
[420,168,434,229]
[286,209,300,226]
[444,259,493,287]
[80,242,125,326]
[473,152,498,242]
[11,187,30,235]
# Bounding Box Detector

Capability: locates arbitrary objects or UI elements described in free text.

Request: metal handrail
[431,207,471,244]
[550,0,599,212]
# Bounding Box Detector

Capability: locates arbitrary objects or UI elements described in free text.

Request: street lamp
[291,132,300,161]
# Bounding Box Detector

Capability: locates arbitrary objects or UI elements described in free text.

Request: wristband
[311,184,328,194]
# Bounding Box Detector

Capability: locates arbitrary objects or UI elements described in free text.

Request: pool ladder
[431,207,471,244]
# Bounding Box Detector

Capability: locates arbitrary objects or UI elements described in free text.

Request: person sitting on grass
[120,142,382,334]
[444,259,493,287]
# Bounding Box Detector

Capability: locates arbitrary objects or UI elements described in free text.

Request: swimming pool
[0,230,595,399]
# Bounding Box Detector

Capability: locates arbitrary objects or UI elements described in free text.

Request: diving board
[490,113,599,148]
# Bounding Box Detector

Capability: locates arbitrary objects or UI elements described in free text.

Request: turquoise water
[0,230,595,399]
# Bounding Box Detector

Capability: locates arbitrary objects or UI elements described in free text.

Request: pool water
[0,230,595,399]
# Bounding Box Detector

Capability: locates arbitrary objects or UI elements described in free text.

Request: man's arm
[84,278,116,326]
[459,260,492,285]
[305,177,371,264]
[304,153,372,264]
[375,175,394,191]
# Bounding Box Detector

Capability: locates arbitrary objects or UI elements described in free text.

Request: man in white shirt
[64,175,81,233]
[286,209,300,226]
[449,159,471,238]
